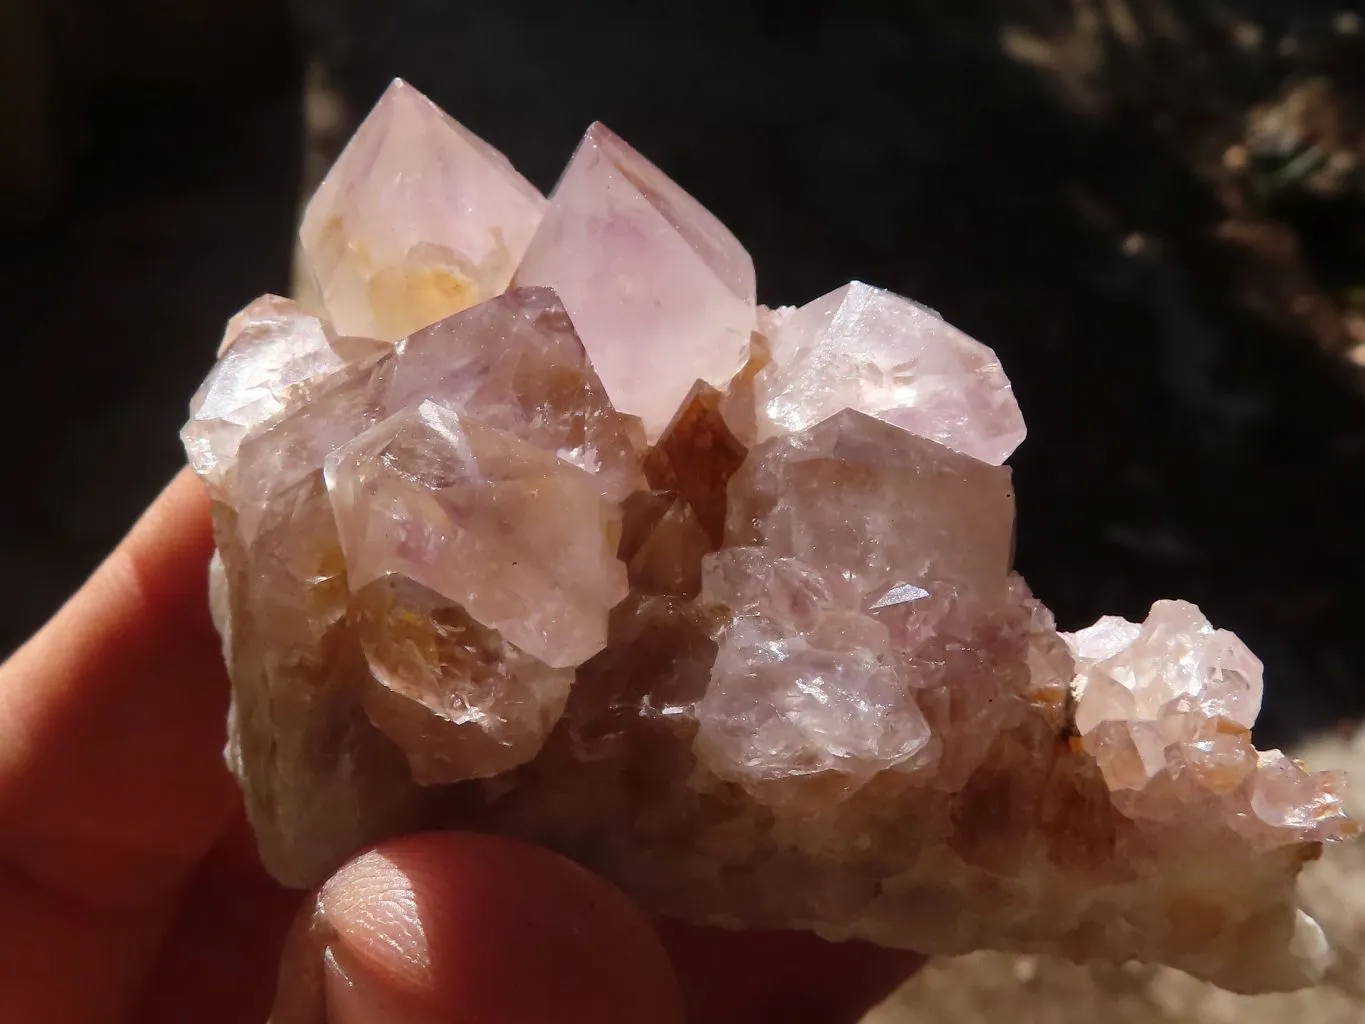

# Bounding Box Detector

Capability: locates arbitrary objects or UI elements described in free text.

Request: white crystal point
[324,400,627,669]
[182,295,387,500]
[1063,599,1354,850]
[513,123,756,440]
[1290,908,1331,985]
[1067,598,1264,733]
[1066,614,1143,666]
[300,79,546,340]
[751,281,1027,465]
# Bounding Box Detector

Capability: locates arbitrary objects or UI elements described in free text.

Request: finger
[0,469,237,1024]
[657,919,924,1024]
[0,468,234,900]
[131,810,304,1024]
[271,832,685,1024]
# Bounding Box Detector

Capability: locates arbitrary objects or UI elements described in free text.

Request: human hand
[0,469,921,1023]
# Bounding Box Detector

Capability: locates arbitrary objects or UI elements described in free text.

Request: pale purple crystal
[514,123,756,439]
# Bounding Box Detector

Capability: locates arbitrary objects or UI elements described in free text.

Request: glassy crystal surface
[183,80,1356,995]
[182,295,387,500]
[324,400,626,669]
[750,282,1027,464]
[299,79,545,340]
[352,576,575,784]
[514,123,756,440]
[377,286,644,502]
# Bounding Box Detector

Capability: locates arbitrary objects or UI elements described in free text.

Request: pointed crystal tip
[299,78,546,340]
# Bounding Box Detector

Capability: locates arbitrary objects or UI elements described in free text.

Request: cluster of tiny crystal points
[183,79,1356,993]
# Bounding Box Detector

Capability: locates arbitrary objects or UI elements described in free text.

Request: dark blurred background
[3,1,1364,747]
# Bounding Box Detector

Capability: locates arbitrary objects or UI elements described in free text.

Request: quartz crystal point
[693,411,1011,789]
[181,295,388,500]
[750,281,1027,464]
[183,83,1356,994]
[514,123,757,440]
[299,79,545,340]
[351,576,576,785]
[376,286,644,503]
[324,400,627,669]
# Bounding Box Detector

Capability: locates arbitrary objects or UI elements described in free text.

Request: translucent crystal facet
[183,83,1356,997]
[230,362,387,547]
[751,281,1026,464]
[299,79,545,340]
[726,408,1015,592]
[352,577,574,784]
[1067,600,1265,734]
[324,400,627,668]
[182,295,387,499]
[695,556,933,787]
[377,286,644,502]
[514,124,756,439]
[1064,601,1351,846]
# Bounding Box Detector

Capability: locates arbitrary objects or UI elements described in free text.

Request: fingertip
[310,832,684,1024]
[112,466,216,620]
[5,467,219,688]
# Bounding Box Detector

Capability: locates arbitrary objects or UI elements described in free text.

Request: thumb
[270,832,685,1024]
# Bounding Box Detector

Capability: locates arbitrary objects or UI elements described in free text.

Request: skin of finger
[131,811,305,1024]
[285,832,686,1024]
[0,469,235,901]
[270,897,329,1024]
[0,469,239,1023]
[656,919,925,1024]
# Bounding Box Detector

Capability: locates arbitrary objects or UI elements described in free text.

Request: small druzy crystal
[184,79,1356,993]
